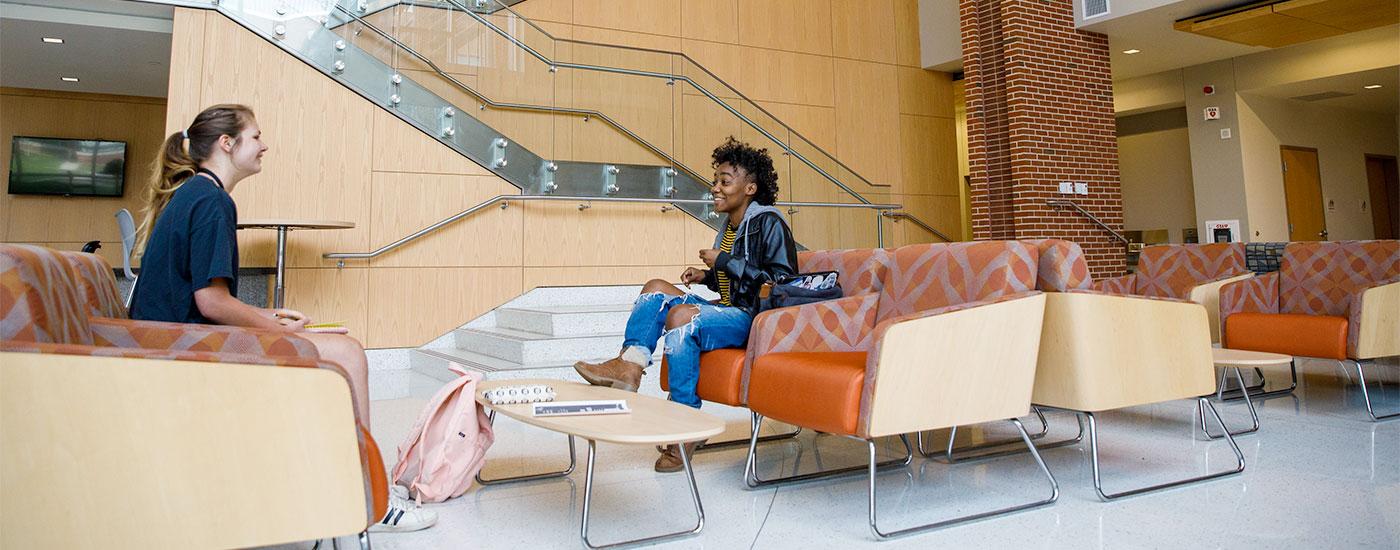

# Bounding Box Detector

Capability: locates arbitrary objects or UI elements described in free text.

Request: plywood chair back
[1033,292,1216,412]
[861,293,1047,438]
[1,352,371,550]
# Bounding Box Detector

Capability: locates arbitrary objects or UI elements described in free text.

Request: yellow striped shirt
[715,224,737,306]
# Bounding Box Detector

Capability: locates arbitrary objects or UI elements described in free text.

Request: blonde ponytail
[133,104,255,259]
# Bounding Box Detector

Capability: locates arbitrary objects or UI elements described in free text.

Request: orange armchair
[1220,240,1400,420]
[1029,239,1245,500]
[1094,243,1252,342]
[742,242,1057,538]
[1,244,388,542]
[656,247,894,448]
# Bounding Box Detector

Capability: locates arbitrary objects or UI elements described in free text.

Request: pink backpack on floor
[392,363,495,503]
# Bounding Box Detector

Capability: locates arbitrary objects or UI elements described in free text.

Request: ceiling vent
[1084,0,1110,19]
[1291,91,1353,102]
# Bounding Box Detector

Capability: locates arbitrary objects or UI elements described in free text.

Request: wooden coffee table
[474,379,724,549]
[1205,348,1291,438]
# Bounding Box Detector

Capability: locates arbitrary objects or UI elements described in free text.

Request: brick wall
[961,0,1127,276]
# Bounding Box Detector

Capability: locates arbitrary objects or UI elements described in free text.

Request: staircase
[411,285,719,382]
[157,0,929,371]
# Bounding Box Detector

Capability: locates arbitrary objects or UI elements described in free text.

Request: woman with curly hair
[573,137,798,472]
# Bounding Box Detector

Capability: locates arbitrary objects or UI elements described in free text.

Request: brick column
[962,0,1126,276]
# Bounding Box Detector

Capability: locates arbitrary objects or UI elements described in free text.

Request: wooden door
[1365,155,1397,239]
[1281,146,1326,241]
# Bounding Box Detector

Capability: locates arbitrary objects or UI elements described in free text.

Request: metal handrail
[1046,199,1129,246]
[325,195,902,260]
[434,0,881,203]
[329,4,713,188]
[881,212,954,242]
[485,0,886,197]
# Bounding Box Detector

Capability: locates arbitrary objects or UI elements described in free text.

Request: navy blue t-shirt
[129,171,239,324]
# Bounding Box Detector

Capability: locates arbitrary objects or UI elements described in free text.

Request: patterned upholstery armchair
[0,244,389,539]
[56,250,320,359]
[657,247,893,447]
[1024,239,1245,500]
[1094,243,1251,342]
[742,242,1056,537]
[1220,240,1400,420]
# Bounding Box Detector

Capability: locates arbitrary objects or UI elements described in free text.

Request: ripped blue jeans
[623,292,753,409]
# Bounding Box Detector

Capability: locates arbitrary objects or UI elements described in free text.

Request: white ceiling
[1081,0,1270,80]
[0,0,174,97]
[1248,66,1400,115]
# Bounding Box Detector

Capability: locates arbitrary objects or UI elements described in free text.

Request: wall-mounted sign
[1204,106,1221,120]
[1204,219,1240,243]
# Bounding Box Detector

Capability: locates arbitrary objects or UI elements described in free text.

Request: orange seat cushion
[1225,312,1347,360]
[747,352,867,437]
[659,348,747,406]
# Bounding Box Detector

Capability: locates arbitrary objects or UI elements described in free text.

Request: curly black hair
[711,136,779,206]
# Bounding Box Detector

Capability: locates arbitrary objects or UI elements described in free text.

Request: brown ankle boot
[573,357,644,392]
[654,440,705,473]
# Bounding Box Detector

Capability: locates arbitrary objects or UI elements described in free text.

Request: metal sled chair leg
[581,439,704,549]
[923,408,1085,463]
[1220,360,1297,401]
[863,419,1058,539]
[1086,398,1245,501]
[1352,360,1400,421]
[475,409,577,485]
[915,406,1047,457]
[744,413,912,488]
[1203,366,1260,438]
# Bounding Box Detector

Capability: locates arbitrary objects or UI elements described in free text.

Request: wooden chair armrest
[1033,292,1216,412]
[1355,280,1400,359]
[858,293,1047,438]
[1187,272,1254,344]
[1,351,371,548]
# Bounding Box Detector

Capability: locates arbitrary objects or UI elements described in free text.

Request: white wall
[918,0,961,71]
[1237,94,1400,241]
[1115,69,1185,115]
[1119,124,1197,242]
[1182,59,1254,239]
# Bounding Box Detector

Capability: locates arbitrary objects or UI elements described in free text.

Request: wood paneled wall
[0,88,167,268]
[509,0,962,246]
[156,2,958,348]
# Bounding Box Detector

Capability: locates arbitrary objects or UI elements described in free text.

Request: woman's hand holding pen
[272,308,310,331]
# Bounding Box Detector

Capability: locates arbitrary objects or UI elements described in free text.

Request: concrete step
[494,304,633,337]
[411,347,578,378]
[453,325,622,364]
[505,285,646,308]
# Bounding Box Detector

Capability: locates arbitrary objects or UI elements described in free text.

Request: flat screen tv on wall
[8,136,127,197]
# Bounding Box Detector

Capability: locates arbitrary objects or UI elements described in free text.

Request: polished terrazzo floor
[314,357,1399,549]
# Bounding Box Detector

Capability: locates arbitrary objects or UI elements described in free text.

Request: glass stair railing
[180,0,943,253]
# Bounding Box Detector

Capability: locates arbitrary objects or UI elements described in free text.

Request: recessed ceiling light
[1363,84,1383,89]
[42,37,64,44]
[60,77,79,82]
[1123,49,1141,54]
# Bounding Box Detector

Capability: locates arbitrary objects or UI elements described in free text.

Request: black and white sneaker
[368,486,437,533]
